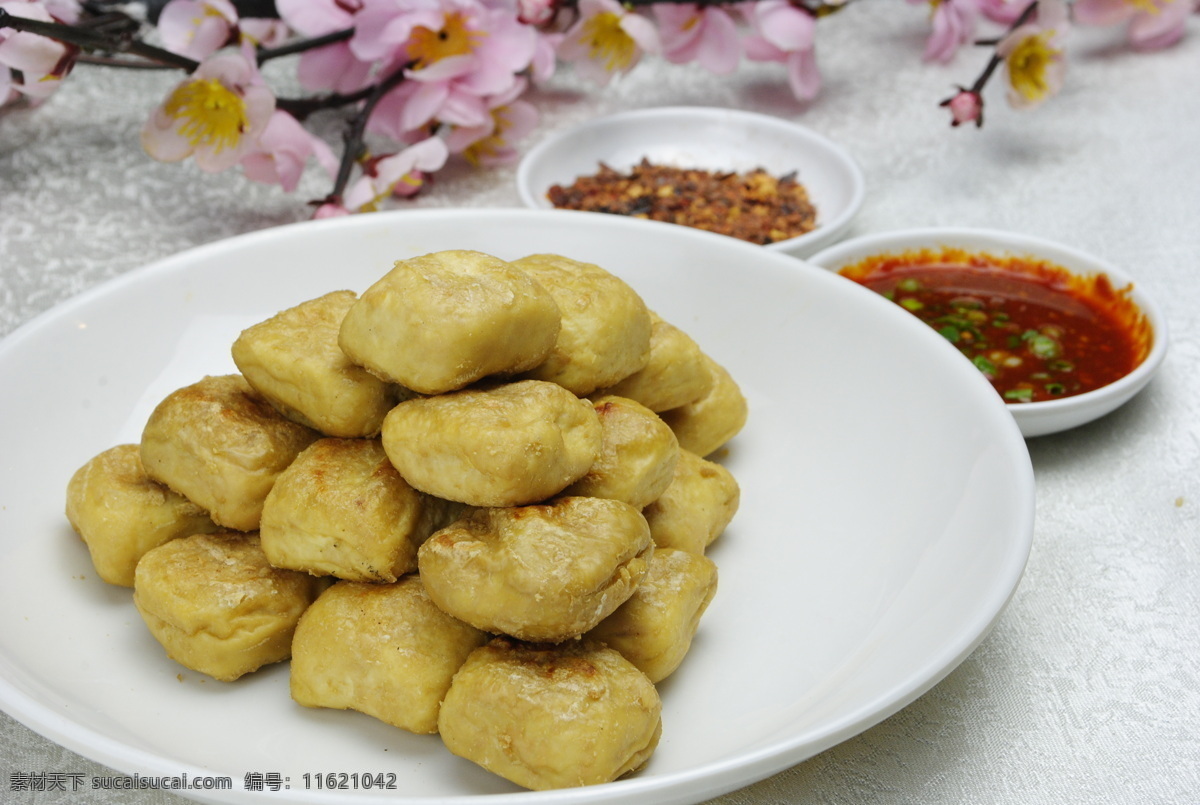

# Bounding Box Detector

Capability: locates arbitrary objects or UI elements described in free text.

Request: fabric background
[2,2,1198,803]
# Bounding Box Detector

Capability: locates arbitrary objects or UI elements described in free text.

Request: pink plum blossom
[157,0,238,60]
[367,73,487,139]
[997,0,1068,107]
[557,0,660,85]
[312,199,352,218]
[352,0,536,95]
[653,3,740,75]
[444,81,538,165]
[241,110,338,191]
[908,0,982,63]
[1072,0,1192,50]
[342,136,449,210]
[940,86,984,126]
[275,0,374,93]
[0,0,78,101]
[141,50,275,173]
[741,0,820,101]
[354,0,537,141]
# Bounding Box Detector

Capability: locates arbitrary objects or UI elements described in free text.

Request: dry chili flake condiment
[546,159,818,245]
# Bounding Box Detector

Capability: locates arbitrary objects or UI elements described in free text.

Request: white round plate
[808,227,1170,439]
[0,210,1032,805]
[516,107,865,258]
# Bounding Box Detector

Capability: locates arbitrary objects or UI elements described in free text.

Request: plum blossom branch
[940,0,1072,127]
[328,60,415,202]
[0,6,198,69]
[2,0,1196,215]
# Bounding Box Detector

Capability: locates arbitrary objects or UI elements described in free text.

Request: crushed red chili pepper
[546,159,818,245]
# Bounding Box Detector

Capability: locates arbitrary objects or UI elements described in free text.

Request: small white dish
[516,106,865,258]
[0,210,1032,805]
[809,227,1169,439]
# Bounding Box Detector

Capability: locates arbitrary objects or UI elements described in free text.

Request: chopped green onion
[1045,382,1066,395]
[1004,388,1034,402]
[973,355,998,376]
[1048,359,1075,372]
[1027,334,1060,359]
[897,278,922,292]
[938,324,961,343]
[900,297,924,312]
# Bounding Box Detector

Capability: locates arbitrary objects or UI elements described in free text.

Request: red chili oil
[837,247,1153,403]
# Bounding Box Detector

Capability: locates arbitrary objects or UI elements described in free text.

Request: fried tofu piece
[65,444,218,587]
[509,253,651,396]
[260,438,461,582]
[338,250,561,395]
[642,449,740,555]
[588,547,717,683]
[438,638,662,790]
[601,311,713,412]
[562,395,678,509]
[290,577,487,734]
[232,290,403,438]
[659,353,748,457]
[133,531,322,681]
[418,497,652,642]
[381,380,602,507]
[140,374,320,531]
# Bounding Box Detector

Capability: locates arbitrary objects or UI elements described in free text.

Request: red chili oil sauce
[837,247,1153,403]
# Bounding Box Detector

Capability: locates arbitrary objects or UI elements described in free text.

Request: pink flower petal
[1070,0,1135,26]
[240,110,317,191]
[402,80,451,131]
[313,200,351,218]
[1128,0,1190,50]
[0,30,67,75]
[693,7,740,75]
[275,0,357,35]
[785,47,821,101]
[751,0,814,51]
[742,34,786,63]
[620,12,661,53]
[157,0,237,59]
[296,42,373,93]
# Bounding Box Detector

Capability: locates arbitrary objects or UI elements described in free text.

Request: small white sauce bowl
[808,228,1169,438]
[516,106,865,259]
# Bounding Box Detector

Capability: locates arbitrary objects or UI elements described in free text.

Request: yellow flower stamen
[463,107,513,166]
[162,78,247,153]
[1126,0,1169,12]
[580,12,638,72]
[1005,31,1060,104]
[408,12,485,69]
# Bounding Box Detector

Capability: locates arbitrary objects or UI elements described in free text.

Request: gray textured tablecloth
[2,3,1198,803]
